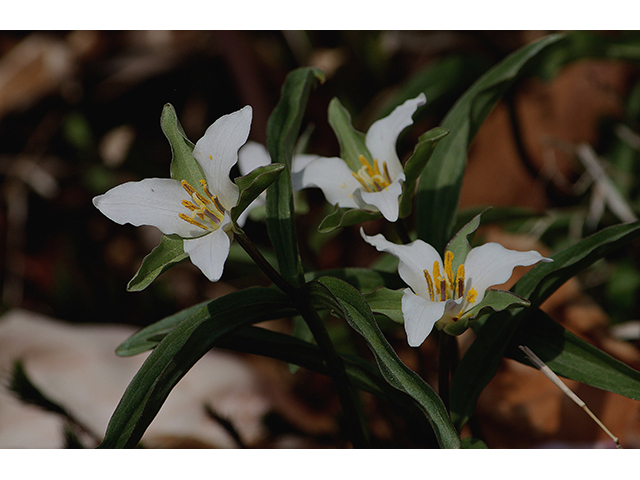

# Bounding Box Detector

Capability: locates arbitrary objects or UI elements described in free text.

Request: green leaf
[98,287,296,448]
[309,276,460,448]
[507,307,640,401]
[266,67,325,287]
[160,103,204,187]
[327,97,372,172]
[415,34,565,253]
[363,287,404,325]
[304,267,404,293]
[398,127,449,218]
[450,220,640,429]
[215,326,442,437]
[461,289,530,321]
[127,235,187,292]
[445,210,485,274]
[317,205,381,233]
[232,163,284,223]
[511,220,640,309]
[115,299,211,356]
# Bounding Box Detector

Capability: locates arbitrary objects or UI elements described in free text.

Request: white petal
[183,226,232,282]
[401,289,447,347]
[93,178,204,237]
[193,105,252,210]
[292,156,360,209]
[291,153,321,174]
[354,173,405,222]
[238,141,270,176]
[360,229,442,300]
[365,93,426,179]
[464,242,551,305]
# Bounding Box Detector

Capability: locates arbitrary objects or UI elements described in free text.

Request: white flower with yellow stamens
[361,228,552,347]
[292,94,426,222]
[93,105,252,282]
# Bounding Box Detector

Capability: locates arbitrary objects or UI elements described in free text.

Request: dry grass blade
[518,345,621,448]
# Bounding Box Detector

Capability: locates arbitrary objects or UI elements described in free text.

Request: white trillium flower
[93,105,252,282]
[292,94,426,222]
[361,228,552,347]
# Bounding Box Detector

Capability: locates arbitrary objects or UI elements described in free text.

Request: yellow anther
[444,251,454,286]
[359,155,376,176]
[178,213,209,230]
[456,264,465,299]
[351,156,394,193]
[382,161,392,184]
[181,200,198,211]
[433,261,442,296]
[352,171,373,192]
[423,269,435,302]
[179,179,226,229]
[466,287,477,304]
[181,180,197,196]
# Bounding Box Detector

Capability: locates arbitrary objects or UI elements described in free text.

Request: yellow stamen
[423,269,435,302]
[181,180,197,196]
[444,251,454,286]
[179,179,226,229]
[359,155,375,177]
[456,264,465,299]
[178,213,209,230]
[181,200,198,211]
[352,171,373,192]
[382,161,392,184]
[466,288,477,304]
[433,261,442,296]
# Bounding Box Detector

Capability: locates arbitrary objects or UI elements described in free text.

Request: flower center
[351,155,392,192]
[178,179,226,231]
[423,251,477,305]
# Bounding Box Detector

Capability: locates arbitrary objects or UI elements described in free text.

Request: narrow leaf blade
[310,276,460,448]
[266,67,325,286]
[415,34,565,252]
[99,287,294,448]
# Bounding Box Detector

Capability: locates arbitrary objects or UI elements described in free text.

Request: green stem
[233,226,369,447]
[394,218,412,244]
[233,228,297,297]
[296,294,370,448]
[438,332,452,412]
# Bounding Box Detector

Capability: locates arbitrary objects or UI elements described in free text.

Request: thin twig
[518,345,621,448]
